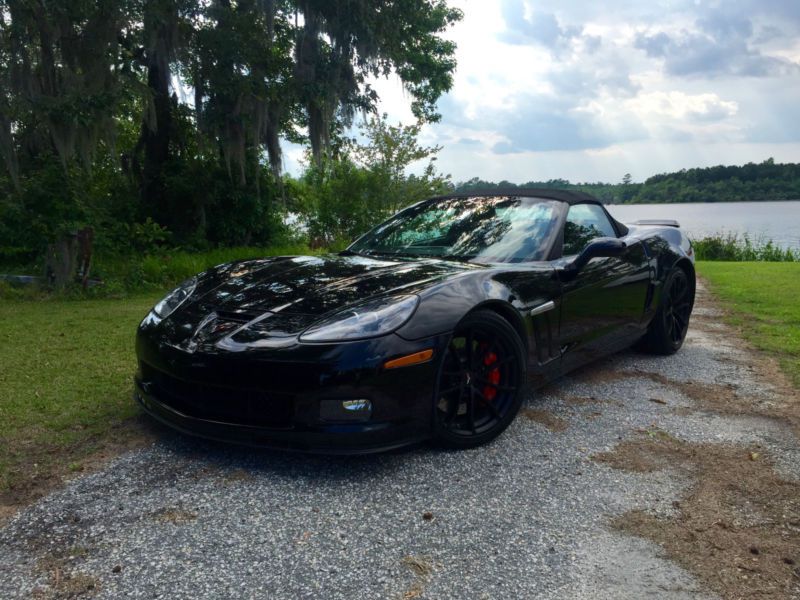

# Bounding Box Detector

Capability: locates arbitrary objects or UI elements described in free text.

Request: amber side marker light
[383,349,434,370]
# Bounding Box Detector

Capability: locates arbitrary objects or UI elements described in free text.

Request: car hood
[163,254,479,349]
[195,253,478,313]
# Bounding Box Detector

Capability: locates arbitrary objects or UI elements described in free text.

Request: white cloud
[296,0,800,183]
[625,91,738,121]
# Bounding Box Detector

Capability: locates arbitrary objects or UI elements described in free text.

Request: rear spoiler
[631,219,680,228]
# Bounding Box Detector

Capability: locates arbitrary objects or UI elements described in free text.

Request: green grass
[0,243,321,298]
[0,294,159,496]
[698,261,800,387]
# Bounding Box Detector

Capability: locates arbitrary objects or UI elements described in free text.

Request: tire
[641,267,693,355]
[433,310,527,449]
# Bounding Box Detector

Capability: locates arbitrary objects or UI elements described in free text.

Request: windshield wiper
[439,253,476,263]
[353,249,406,259]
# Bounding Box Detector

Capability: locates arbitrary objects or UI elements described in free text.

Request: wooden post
[44,233,78,288]
[76,227,94,289]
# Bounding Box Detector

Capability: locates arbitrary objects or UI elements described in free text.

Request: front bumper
[134,379,430,454]
[134,330,446,454]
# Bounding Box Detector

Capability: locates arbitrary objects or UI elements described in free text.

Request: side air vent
[530,310,558,364]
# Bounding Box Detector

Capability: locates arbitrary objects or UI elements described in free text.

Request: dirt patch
[0,416,158,527]
[191,463,224,481]
[595,434,800,599]
[628,371,739,408]
[648,397,668,405]
[562,394,622,407]
[685,281,800,434]
[569,364,632,387]
[559,394,622,421]
[31,546,100,599]
[623,368,800,436]
[32,571,100,599]
[223,468,253,484]
[562,395,600,405]
[400,555,436,600]
[521,409,569,432]
[153,506,198,524]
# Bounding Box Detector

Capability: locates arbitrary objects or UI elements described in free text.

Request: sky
[285,0,800,184]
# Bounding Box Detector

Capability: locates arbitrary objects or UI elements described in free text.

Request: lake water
[606,200,800,250]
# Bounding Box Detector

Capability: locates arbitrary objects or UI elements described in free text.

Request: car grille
[140,362,294,429]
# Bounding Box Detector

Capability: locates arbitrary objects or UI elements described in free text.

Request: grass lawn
[697,261,800,387]
[0,294,160,507]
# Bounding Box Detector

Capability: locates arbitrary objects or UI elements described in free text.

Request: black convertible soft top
[433,187,629,237]
[438,188,601,205]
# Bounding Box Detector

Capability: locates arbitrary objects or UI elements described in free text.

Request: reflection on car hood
[161,254,479,348]
[199,254,476,314]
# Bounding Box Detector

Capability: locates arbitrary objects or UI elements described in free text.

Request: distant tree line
[455,159,800,204]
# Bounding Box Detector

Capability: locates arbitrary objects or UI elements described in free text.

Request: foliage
[0,0,136,182]
[295,156,378,247]
[110,243,318,289]
[294,114,452,246]
[699,261,800,387]
[350,115,451,212]
[691,233,798,262]
[455,176,634,203]
[0,0,462,266]
[455,158,800,204]
[0,243,318,299]
[0,154,139,261]
[640,158,800,203]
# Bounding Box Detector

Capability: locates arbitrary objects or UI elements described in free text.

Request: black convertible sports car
[135,189,695,453]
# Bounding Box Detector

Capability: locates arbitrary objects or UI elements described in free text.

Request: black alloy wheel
[433,310,526,448]
[642,267,693,355]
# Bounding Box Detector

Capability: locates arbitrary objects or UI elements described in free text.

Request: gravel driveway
[1,282,798,599]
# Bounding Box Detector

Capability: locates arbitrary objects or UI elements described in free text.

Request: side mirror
[560,237,626,279]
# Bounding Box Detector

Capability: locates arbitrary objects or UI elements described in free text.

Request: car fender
[395,267,558,342]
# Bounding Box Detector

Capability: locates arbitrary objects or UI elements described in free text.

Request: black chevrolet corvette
[135,189,695,453]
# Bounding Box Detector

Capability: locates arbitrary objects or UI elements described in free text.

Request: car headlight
[152,277,197,319]
[299,295,419,342]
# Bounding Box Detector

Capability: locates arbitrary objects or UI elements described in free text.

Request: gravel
[1,282,796,599]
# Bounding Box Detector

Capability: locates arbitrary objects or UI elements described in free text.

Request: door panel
[559,240,651,372]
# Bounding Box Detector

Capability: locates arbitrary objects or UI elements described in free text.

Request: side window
[563,203,617,256]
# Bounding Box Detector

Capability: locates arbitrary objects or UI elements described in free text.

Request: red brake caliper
[482,349,500,401]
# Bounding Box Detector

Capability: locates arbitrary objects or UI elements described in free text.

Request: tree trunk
[140,40,172,213]
[44,235,78,288]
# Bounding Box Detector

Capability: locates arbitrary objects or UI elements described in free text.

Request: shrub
[692,233,798,261]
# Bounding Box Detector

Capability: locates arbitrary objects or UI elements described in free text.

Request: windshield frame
[346,195,570,264]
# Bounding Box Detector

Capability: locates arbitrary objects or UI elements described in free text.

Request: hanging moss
[1,0,127,172]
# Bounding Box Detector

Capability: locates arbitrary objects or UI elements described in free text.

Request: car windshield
[348,196,561,263]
